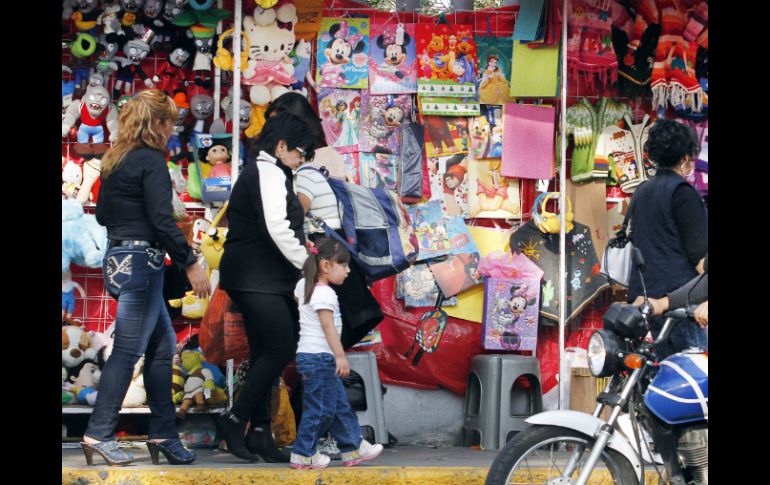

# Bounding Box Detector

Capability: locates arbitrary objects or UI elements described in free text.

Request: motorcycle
[485,248,708,485]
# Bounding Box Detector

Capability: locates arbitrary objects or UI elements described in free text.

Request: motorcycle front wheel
[485,425,639,485]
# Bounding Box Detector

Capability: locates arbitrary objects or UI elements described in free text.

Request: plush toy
[69,0,102,34]
[152,37,194,94]
[212,96,251,137]
[122,357,148,407]
[62,67,76,114]
[153,1,188,52]
[241,3,298,107]
[76,158,102,205]
[97,0,125,36]
[118,0,146,31]
[62,199,109,272]
[170,0,230,89]
[66,359,102,405]
[177,350,227,418]
[62,325,92,369]
[69,32,99,91]
[189,93,214,138]
[167,92,191,162]
[289,38,313,94]
[62,160,83,199]
[113,28,155,99]
[62,269,86,325]
[62,365,76,405]
[95,33,127,79]
[172,360,187,404]
[62,85,119,144]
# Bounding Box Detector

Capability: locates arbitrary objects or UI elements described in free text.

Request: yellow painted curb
[62,466,661,484]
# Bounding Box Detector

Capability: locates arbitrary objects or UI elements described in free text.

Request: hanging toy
[112,28,155,99]
[152,36,194,94]
[69,32,98,91]
[170,0,231,89]
[404,294,449,366]
[70,0,102,34]
[62,85,119,144]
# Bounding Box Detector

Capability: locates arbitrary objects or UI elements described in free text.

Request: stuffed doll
[170,0,230,88]
[168,92,191,162]
[154,1,189,52]
[62,269,86,325]
[152,37,193,94]
[203,141,231,179]
[172,359,187,404]
[69,32,98,91]
[62,85,119,144]
[70,0,102,34]
[62,199,109,272]
[76,158,102,204]
[62,365,76,405]
[97,0,126,36]
[168,160,188,219]
[62,67,76,115]
[62,160,83,199]
[289,38,313,94]
[113,29,156,99]
[189,93,214,137]
[118,0,147,32]
[122,357,147,407]
[176,350,227,418]
[241,3,298,107]
[95,34,127,80]
[66,359,102,405]
[62,325,91,369]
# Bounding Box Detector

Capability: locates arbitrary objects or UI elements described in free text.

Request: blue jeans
[85,244,178,441]
[650,315,708,359]
[292,352,362,458]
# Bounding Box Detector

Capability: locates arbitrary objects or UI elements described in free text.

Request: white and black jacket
[219,151,308,296]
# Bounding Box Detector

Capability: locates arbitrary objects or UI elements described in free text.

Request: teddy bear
[63,325,92,369]
[177,350,227,419]
[62,199,108,273]
[241,3,297,108]
[65,359,102,405]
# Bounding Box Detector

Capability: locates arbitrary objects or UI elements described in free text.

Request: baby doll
[205,142,232,179]
[62,269,86,325]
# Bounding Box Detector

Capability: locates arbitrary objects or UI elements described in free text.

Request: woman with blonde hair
[81,90,210,467]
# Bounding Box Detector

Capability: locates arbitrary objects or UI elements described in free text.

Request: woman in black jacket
[216,113,315,462]
[82,90,210,467]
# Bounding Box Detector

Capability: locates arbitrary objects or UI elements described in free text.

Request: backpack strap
[306,210,357,255]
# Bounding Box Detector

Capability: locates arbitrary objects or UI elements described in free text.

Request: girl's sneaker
[290,451,331,470]
[341,439,384,467]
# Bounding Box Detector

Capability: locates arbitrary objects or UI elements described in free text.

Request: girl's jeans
[292,352,362,458]
[84,244,178,441]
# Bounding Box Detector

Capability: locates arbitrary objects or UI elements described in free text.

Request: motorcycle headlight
[588,330,621,377]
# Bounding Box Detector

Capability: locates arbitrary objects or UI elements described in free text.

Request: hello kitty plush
[241,2,297,107]
[62,160,83,199]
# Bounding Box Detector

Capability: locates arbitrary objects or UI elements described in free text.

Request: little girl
[290,237,384,469]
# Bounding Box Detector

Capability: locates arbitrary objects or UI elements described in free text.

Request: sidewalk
[63,444,499,485]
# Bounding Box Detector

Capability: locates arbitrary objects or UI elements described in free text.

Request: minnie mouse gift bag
[369,23,417,94]
[482,277,539,351]
[316,17,370,89]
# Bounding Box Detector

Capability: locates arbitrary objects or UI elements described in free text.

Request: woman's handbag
[600,199,634,287]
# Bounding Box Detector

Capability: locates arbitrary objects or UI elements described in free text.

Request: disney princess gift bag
[482,277,539,351]
[358,93,411,155]
[475,35,516,105]
[316,17,370,89]
[416,23,477,98]
[369,22,417,94]
[317,88,362,153]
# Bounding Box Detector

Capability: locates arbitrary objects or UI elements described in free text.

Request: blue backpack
[299,166,418,282]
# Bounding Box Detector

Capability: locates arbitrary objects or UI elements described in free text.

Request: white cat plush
[241,3,298,106]
[62,160,83,200]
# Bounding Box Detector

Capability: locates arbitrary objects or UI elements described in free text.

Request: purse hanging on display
[404,292,449,366]
[600,198,635,287]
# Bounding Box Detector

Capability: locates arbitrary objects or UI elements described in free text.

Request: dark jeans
[226,291,299,425]
[292,353,362,457]
[85,245,178,441]
[649,315,708,360]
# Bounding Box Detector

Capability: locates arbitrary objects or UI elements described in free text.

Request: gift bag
[428,216,482,298]
[316,17,370,89]
[427,153,469,217]
[470,105,503,160]
[400,263,457,308]
[358,93,411,155]
[369,22,418,94]
[317,88,362,153]
[408,201,453,261]
[423,116,469,157]
[418,97,480,117]
[342,153,361,184]
[501,103,555,180]
[399,119,424,203]
[416,22,478,98]
[482,277,540,351]
[360,152,398,191]
[475,34,516,105]
[468,160,522,219]
[198,286,229,366]
[509,41,560,98]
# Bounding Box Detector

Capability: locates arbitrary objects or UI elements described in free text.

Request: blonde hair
[102,90,178,178]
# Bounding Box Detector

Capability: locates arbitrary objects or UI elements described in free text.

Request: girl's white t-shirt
[294,278,343,355]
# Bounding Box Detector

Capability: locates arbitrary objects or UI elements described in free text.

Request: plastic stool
[498,355,542,449]
[462,355,502,451]
[346,351,388,445]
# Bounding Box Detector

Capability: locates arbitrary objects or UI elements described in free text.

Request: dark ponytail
[302,236,351,303]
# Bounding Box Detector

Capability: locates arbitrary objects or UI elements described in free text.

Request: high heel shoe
[146,439,196,465]
[215,412,259,462]
[245,425,291,463]
[81,441,134,466]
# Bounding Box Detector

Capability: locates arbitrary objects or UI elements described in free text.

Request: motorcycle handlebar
[655,305,701,345]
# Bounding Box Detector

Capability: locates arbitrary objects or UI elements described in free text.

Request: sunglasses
[295,146,315,161]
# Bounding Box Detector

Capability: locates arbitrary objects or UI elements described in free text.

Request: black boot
[245,424,291,463]
[215,412,259,462]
